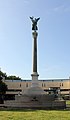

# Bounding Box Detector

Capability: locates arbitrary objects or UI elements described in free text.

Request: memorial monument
[22,16,46,95]
[4,17,66,109]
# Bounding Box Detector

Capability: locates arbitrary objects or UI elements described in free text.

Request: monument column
[30,16,40,87]
[32,31,38,74]
[31,31,39,87]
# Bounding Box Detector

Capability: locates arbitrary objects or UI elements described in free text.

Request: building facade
[3,78,70,99]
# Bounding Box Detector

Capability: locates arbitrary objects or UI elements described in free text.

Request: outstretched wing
[30,16,34,23]
[30,16,33,20]
[36,17,40,22]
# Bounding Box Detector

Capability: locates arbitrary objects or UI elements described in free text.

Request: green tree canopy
[0,71,7,79]
[7,75,21,80]
[0,69,21,80]
[0,76,8,94]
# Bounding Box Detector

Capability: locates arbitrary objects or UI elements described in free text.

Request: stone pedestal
[31,73,39,87]
[4,94,66,109]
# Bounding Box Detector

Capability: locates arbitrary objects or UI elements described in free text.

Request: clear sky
[0,0,70,79]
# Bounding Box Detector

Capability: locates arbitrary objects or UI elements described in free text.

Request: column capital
[32,31,38,38]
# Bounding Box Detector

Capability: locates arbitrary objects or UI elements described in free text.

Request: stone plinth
[31,72,39,87]
[23,86,46,95]
[4,94,66,109]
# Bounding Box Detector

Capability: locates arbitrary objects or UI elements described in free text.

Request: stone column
[31,31,39,87]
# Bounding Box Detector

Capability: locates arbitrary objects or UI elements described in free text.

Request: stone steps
[4,100,66,109]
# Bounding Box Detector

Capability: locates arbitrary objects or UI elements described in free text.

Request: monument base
[4,85,66,109]
[23,86,46,95]
[4,93,66,109]
[4,75,66,109]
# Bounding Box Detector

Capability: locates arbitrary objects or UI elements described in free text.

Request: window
[26,83,28,87]
[20,84,21,87]
[62,83,63,87]
[44,83,46,87]
[42,83,43,87]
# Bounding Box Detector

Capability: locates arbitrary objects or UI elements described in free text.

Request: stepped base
[4,86,66,109]
[4,94,66,109]
[23,86,46,95]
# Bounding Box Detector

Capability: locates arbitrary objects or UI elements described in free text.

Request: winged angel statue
[30,16,40,31]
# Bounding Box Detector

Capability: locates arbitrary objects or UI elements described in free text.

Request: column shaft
[33,37,37,73]
[32,31,38,74]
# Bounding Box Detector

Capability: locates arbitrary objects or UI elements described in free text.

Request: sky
[0,0,70,79]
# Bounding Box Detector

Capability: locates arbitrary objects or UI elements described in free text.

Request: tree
[0,76,8,103]
[0,71,7,79]
[0,69,22,80]
[6,75,21,80]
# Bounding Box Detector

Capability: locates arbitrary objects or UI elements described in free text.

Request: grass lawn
[0,109,70,120]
